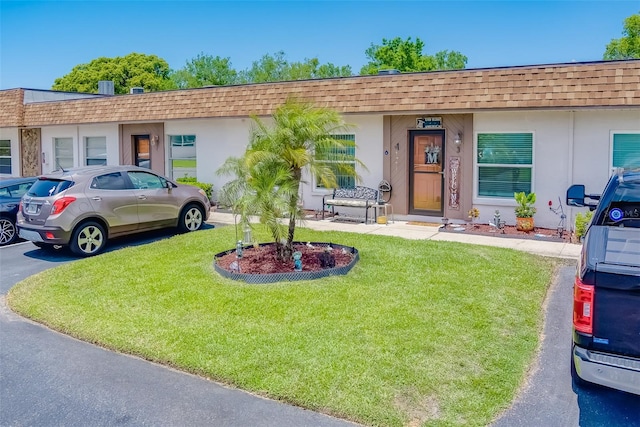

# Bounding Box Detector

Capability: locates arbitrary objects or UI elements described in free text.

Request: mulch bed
[215,242,355,274]
[440,223,574,243]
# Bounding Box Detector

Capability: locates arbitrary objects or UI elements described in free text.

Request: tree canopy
[51,36,466,93]
[170,53,238,89]
[603,12,640,60]
[52,53,173,94]
[237,52,352,84]
[360,37,467,75]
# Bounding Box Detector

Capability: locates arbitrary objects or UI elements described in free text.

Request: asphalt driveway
[0,234,356,427]
[2,234,639,426]
[493,266,640,426]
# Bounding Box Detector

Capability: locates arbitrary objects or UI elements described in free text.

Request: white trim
[472,130,536,204]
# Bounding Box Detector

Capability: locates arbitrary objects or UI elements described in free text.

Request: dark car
[567,168,640,395]
[17,166,210,257]
[0,177,37,245]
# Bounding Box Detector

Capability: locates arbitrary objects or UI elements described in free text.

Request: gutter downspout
[567,111,575,232]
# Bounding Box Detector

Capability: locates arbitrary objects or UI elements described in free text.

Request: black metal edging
[213,242,360,284]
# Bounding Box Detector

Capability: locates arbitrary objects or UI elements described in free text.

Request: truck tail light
[573,276,594,334]
[50,196,76,215]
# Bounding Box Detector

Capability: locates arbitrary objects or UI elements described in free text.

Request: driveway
[493,266,640,426]
[0,233,356,427]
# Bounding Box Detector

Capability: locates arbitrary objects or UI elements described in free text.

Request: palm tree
[218,98,363,260]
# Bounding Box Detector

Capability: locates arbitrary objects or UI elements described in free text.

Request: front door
[134,135,151,169]
[409,130,444,215]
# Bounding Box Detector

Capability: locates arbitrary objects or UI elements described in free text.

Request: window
[315,134,356,189]
[612,133,640,170]
[127,171,165,189]
[0,140,11,174]
[54,137,74,169]
[476,133,533,198]
[85,137,107,166]
[169,135,196,179]
[90,172,127,190]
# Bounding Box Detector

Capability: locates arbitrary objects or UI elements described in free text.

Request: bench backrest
[333,186,378,201]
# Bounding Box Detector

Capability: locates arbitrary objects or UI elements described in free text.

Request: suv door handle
[138,195,147,200]
[92,196,102,201]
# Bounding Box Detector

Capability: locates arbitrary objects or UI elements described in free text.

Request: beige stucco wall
[384,114,473,222]
[473,109,640,229]
[39,124,119,173]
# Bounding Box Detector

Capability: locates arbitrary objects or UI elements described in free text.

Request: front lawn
[7,226,560,426]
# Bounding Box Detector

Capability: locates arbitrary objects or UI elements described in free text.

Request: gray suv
[18,166,211,256]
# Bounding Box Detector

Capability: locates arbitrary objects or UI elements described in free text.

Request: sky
[0,0,638,90]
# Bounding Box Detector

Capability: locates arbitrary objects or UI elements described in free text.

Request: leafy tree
[604,12,640,60]
[360,36,467,75]
[217,98,363,260]
[170,53,238,89]
[239,51,291,83]
[52,53,173,94]
[238,51,352,83]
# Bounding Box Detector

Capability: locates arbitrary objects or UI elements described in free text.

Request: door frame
[408,129,445,216]
[133,134,151,168]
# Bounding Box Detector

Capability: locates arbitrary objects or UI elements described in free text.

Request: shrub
[176,177,213,200]
[574,211,594,240]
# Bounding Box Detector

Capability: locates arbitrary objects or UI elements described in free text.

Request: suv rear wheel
[70,221,106,256]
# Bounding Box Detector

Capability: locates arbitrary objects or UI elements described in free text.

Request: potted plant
[514,192,536,231]
[468,207,480,227]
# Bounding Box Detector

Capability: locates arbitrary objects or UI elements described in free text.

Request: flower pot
[516,217,534,231]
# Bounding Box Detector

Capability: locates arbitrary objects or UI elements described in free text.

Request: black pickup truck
[567,169,640,395]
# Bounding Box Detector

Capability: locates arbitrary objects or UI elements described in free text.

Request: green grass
[7,226,560,427]
[172,159,197,168]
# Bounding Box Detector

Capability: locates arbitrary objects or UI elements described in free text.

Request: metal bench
[322,186,379,223]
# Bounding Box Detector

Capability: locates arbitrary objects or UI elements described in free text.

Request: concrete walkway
[207,211,582,260]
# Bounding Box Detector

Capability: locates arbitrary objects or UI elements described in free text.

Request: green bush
[176,176,213,200]
[574,211,594,240]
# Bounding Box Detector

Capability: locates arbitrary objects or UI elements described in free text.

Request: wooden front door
[409,130,444,215]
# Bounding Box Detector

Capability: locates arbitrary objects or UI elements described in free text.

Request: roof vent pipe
[98,80,115,95]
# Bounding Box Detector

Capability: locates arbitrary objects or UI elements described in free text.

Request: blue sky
[1,0,638,90]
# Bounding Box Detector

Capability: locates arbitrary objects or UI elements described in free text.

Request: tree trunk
[282,169,302,261]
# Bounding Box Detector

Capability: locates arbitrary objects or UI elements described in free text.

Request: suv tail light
[573,276,594,334]
[50,196,76,215]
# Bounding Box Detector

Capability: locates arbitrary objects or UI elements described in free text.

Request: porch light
[453,133,462,152]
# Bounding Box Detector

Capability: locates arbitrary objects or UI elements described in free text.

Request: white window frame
[84,136,107,166]
[168,135,197,179]
[0,139,12,175]
[314,134,356,191]
[610,131,640,174]
[473,131,535,205]
[54,137,74,170]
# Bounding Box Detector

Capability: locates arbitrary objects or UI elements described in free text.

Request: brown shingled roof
[6,60,640,128]
[0,89,25,127]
